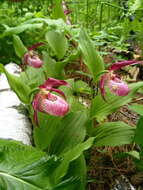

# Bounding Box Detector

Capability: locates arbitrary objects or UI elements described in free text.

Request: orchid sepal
[109,60,140,71]
[40,87,66,99]
[39,77,70,89]
[28,42,45,51]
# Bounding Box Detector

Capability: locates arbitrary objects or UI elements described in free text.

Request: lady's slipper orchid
[23,42,44,68]
[108,77,130,96]
[100,60,140,99]
[28,42,45,51]
[33,90,69,117]
[32,78,69,124]
[23,51,43,68]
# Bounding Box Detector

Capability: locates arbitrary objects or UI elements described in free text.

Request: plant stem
[86,0,89,28]
[99,3,103,31]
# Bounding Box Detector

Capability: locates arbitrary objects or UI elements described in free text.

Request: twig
[130,97,143,103]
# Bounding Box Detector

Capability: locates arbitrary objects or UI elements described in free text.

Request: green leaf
[53,156,86,190]
[92,121,135,147]
[129,104,143,116]
[0,64,31,104]
[64,155,87,190]
[20,67,45,89]
[114,151,140,160]
[79,29,104,81]
[13,35,27,58]
[1,23,43,38]
[126,151,140,160]
[73,80,91,94]
[0,64,4,73]
[52,0,66,21]
[62,48,81,67]
[134,117,143,146]
[45,29,68,60]
[42,52,64,79]
[33,113,61,150]
[0,139,61,190]
[23,18,69,32]
[52,177,80,190]
[60,79,88,112]
[50,111,88,155]
[91,82,143,121]
[52,137,95,184]
[129,0,141,13]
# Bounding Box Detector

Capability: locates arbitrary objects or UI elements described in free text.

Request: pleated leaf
[13,35,27,58]
[52,137,95,184]
[52,0,66,21]
[0,64,31,104]
[50,111,88,155]
[129,104,143,116]
[64,155,87,190]
[52,177,80,190]
[79,29,104,81]
[45,30,68,60]
[92,121,135,147]
[0,23,43,38]
[20,66,45,89]
[33,113,61,150]
[91,82,143,121]
[42,52,64,79]
[0,139,61,190]
[134,117,143,146]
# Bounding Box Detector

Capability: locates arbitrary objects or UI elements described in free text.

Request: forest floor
[87,104,143,190]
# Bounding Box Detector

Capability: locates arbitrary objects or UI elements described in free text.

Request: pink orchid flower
[100,60,140,99]
[23,42,44,68]
[32,78,69,124]
[108,76,130,96]
[23,51,43,68]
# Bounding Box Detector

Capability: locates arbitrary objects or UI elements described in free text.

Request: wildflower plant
[33,78,69,124]
[100,60,139,99]
[0,19,143,189]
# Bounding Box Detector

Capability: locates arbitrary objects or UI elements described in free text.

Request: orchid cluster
[100,60,140,99]
[23,41,140,122]
[22,42,69,124]
[21,41,71,124]
[32,78,69,124]
[30,57,140,124]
